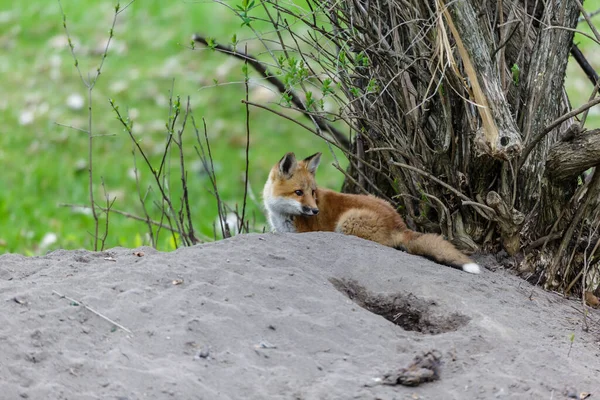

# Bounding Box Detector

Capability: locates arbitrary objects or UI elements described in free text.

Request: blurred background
[0,0,598,254]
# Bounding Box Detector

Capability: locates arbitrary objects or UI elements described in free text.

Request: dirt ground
[1,232,599,399]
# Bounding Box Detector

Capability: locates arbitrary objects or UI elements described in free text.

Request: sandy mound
[1,232,599,399]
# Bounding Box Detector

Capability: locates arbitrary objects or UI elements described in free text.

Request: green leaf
[366,78,379,93]
[511,63,520,86]
[206,37,216,50]
[321,78,334,96]
[305,91,314,109]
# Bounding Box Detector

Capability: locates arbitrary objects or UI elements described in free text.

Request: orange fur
[263,152,480,273]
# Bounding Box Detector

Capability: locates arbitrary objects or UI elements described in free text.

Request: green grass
[0,0,347,254]
[566,1,600,113]
[0,0,598,254]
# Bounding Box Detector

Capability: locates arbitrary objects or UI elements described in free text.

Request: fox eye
[294,190,304,196]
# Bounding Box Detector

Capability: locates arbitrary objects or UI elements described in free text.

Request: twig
[240,45,251,234]
[242,100,322,138]
[58,203,208,242]
[54,122,88,134]
[191,34,349,149]
[57,0,134,250]
[174,97,198,245]
[578,6,600,22]
[547,171,600,286]
[389,160,496,218]
[519,97,600,170]
[524,232,563,251]
[98,177,116,251]
[158,93,178,180]
[570,45,598,86]
[581,81,600,128]
[52,290,132,334]
[131,149,156,247]
[332,163,370,195]
[192,117,231,238]
[575,0,600,43]
[581,210,600,331]
[110,99,187,243]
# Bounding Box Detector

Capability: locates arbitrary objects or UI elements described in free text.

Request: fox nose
[302,206,319,215]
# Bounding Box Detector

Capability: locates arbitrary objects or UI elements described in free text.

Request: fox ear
[304,152,322,175]
[278,152,297,178]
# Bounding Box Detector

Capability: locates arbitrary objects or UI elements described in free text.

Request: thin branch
[110,99,187,241]
[519,97,600,170]
[57,0,134,250]
[240,47,251,234]
[524,232,563,252]
[575,0,600,43]
[98,177,115,251]
[53,290,132,334]
[242,100,321,137]
[174,97,198,245]
[54,122,88,134]
[578,6,600,22]
[192,117,231,238]
[332,163,370,195]
[131,149,155,247]
[389,160,496,218]
[59,203,208,242]
[570,45,598,86]
[191,34,349,149]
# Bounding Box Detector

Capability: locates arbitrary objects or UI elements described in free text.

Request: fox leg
[335,209,395,247]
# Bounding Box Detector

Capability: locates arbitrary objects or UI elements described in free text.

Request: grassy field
[0,0,598,254]
[0,0,347,254]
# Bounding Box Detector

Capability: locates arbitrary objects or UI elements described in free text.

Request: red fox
[263,152,481,274]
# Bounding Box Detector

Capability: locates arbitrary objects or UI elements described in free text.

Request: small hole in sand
[330,278,469,334]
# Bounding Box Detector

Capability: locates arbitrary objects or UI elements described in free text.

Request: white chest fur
[267,212,296,233]
[263,178,299,233]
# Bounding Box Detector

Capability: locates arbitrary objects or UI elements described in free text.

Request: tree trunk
[315,0,600,290]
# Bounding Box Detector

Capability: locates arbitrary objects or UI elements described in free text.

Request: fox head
[263,152,322,217]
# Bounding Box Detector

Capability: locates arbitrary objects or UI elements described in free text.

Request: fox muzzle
[302,206,319,216]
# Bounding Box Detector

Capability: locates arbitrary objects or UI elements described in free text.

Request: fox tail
[392,230,481,274]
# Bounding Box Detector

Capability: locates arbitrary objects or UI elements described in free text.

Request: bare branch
[519,97,600,170]
[191,34,349,149]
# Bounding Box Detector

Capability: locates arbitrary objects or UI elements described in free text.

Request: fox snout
[302,206,319,216]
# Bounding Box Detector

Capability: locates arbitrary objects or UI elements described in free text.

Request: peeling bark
[486,191,525,255]
[445,0,522,160]
[518,0,580,223]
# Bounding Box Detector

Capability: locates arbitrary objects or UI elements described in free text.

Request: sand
[1,232,599,399]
